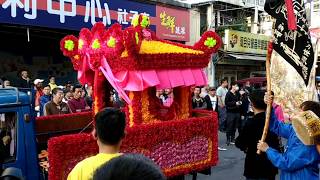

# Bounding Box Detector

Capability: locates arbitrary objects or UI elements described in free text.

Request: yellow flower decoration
[107,37,116,48]
[92,39,100,49]
[139,40,204,55]
[140,15,150,28]
[64,40,75,51]
[131,14,139,27]
[204,37,217,48]
[135,32,139,45]
[78,39,84,49]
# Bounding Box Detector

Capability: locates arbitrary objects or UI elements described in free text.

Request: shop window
[0,112,17,164]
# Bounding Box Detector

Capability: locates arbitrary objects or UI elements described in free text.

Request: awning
[228,54,266,61]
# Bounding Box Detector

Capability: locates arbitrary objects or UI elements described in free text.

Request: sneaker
[218,147,227,151]
[230,142,235,145]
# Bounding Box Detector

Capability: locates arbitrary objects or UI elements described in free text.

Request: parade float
[47,14,221,179]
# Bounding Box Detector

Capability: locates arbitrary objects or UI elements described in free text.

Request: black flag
[264,0,314,86]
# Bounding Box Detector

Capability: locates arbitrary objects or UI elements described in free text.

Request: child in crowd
[236,90,280,180]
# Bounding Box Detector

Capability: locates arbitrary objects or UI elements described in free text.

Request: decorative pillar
[175,86,191,120]
[127,91,142,127]
[93,70,112,115]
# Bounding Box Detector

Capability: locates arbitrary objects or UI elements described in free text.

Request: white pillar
[212,61,216,87]
[187,8,201,45]
[252,0,259,34]
[217,11,221,27]
[207,4,216,30]
[207,4,212,29]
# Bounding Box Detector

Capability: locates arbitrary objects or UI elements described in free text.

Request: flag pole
[257,40,273,154]
[257,17,275,154]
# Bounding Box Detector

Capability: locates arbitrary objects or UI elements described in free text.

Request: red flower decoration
[91,22,106,38]
[47,110,218,180]
[60,35,78,57]
[78,28,93,55]
[193,31,222,54]
[103,23,125,59]
[123,27,144,58]
[70,54,82,70]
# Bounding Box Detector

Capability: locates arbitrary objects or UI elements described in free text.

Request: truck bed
[35,112,93,147]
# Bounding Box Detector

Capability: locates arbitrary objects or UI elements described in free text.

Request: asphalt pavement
[184,132,280,180]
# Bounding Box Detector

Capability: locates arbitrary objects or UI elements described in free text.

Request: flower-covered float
[48,14,221,179]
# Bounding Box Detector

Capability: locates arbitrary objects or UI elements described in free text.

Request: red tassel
[267,41,273,55]
[285,0,297,30]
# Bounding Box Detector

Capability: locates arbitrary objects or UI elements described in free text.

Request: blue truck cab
[0,88,39,180]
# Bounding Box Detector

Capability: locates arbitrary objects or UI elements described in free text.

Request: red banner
[155,5,190,42]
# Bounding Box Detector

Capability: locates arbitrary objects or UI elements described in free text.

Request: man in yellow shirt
[67,108,126,180]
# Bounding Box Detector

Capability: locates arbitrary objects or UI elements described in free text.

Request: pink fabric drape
[114,68,208,91]
[100,57,132,105]
[78,54,208,105]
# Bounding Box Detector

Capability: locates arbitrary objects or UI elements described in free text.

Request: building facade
[186,0,269,87]
[0,0,191,85]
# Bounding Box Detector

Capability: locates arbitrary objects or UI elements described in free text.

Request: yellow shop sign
[225,29,271,54]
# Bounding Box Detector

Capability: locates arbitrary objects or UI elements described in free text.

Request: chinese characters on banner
[0,0,155,29]
[156,5,190,42]
[225,29,271,55]
[265,0,314,86]
[0,1,190,42]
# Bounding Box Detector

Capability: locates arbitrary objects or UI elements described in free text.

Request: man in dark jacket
[235,90,280,180]
[192,86,207,109]
[239,88,250,130]
[225,82,242,145]
[16,70,31,88]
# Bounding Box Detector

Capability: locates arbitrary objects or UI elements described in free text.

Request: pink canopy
[83,57,208,104]
[114,68,208,91]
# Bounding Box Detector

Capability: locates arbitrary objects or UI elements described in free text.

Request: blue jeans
[218,106,226,131]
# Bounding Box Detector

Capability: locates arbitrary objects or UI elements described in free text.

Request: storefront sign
[0,0,156,30]
[311,0,320,28]
[0,1,190,41]
[155,5,190,42]
[225,29,271,55]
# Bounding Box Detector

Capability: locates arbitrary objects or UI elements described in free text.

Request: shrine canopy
[60,14,222,92]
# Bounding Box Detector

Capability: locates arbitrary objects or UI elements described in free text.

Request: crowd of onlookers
[1,69,320,180]
[66,83,320,180]
[0,69,128,117]
[0,70,94,117]
[187,80,258,151]
[195,78,320,180]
